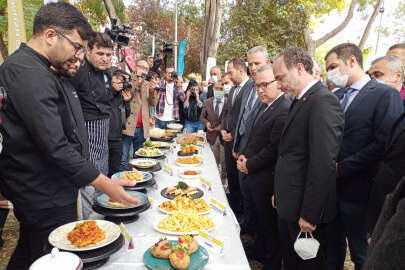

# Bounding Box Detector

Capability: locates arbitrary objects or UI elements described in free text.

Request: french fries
[157,210,215,233]
[159,196,211,213]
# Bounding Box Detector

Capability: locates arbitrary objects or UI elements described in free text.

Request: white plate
[129,158,158,169]
[178,169,202,179]
[158,206,211,216]
[48,220,121,251]
[175,158,203,167]
[152,220,214,236]
[151,141,170,148]
[135,149,164,158]
[167,123,183,130]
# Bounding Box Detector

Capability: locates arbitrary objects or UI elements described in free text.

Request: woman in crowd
[183,79,205,132]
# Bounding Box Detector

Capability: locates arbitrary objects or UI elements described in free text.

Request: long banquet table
[96,139,251,270]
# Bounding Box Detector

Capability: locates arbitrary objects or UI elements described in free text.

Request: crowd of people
[0,2,405,270]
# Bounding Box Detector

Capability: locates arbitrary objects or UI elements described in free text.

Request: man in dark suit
[221,58,255,215]
[366,112,405,240]
[273,47,345,270]
[324,43,403,270]
[237,64,290,270]
[200,81,228,187]
[233,46,270,234]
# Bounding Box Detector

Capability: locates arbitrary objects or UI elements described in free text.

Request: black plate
[93,200,151,217]
[124,178,156,191]
[160,187,204,200]
[177,150,199,156]
[150,136,174,143]
[133,154,167,160]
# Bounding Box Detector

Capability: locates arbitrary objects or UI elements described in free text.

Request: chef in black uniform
[0,3,139,269]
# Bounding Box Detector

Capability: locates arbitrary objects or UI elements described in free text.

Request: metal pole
[375,2,385,55]
[152,35,155,57]
[174,0,178,71]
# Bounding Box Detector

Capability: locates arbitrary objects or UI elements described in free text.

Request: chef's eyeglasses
[55,30,86,56]
[256,79,277,89]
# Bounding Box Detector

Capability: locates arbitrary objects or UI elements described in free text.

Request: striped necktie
[341,87,357,111]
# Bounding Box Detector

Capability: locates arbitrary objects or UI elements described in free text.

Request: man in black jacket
[107,68,132,177]
[69,33,114,219]
[325,43,403,270]
[273,47,344,270]
[237,64,290,270]
[0,3,139,269]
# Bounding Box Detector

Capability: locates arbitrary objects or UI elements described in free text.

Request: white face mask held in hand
[326,67,348,88]
[294,230,320,260]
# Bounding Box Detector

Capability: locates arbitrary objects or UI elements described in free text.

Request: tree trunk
[303,0,359,55]
[103,0,120,24]
[0,33,8,62]
[358,0,383,49]
[200,0,222,78]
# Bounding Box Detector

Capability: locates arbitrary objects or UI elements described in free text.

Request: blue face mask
[214,90,224,100]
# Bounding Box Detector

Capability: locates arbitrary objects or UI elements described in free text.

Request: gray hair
[256,63,274,75]
[247,46,269,60]
[372,55,404,81]
[312,57,323,74]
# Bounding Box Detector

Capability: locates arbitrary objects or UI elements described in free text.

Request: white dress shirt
[342,75,370,112]
[213,97,225,116]
[297,80,318,100]
[232,76,249,104]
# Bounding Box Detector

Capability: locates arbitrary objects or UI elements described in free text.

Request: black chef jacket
[0,43,99,218]
[108,87,131,141]
[69,57,111,121]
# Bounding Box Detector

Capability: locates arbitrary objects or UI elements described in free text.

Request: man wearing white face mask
[325,43,403,270]
[206,66,222,98]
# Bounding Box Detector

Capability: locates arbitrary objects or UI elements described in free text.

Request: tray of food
[153,210,215,235]
[159,195,211,215]
[48,220,121,251]
[161,182,204,200]
[178,169,202,180]
[143,236,208,270]
[175,156,202,167]
[111,169,152,183]
[135,146,164,158]
[96,190,149,210]
[176,134,205,145]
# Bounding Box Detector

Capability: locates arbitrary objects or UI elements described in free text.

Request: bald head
[136,59,149,75]
[369,55,404,91]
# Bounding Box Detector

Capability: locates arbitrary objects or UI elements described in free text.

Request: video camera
[104,18,134,47]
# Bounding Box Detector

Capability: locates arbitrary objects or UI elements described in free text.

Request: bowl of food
[129,158,157,169]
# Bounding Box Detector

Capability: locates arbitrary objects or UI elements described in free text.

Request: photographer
[120,60,160,170]
[155,67,185,128]
[69,32,114,220]
[0,3,139,269]
[107,68,132,176]
[183,79,205,132]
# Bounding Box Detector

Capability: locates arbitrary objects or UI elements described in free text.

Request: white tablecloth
[97,142,250,270]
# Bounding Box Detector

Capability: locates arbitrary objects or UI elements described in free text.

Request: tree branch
[358,0,383,49]
[315,0,359,47]
[0,33,8,61]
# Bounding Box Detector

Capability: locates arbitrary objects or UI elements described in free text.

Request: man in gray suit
[234,46,270,236]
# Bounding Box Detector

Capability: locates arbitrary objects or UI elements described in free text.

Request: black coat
[274,81,345,224]
[206,84,214,99]
[221,78,255,138]
[363,176,405,270]
[366,113,405,234]
[241,95,290,194]
[0,44,98,218]
[108,87,131,141]
[337,79,403,205]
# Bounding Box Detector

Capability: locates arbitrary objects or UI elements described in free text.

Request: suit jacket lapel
[345,79,375,117]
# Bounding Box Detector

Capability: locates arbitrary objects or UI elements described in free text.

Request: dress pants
[224,141,242,214]
[108,140,123,177]
[238,171,258,230]
[247,180,281,269]
[327,200,368,270]
[210,136,227,187]
[278,218,328,270]
[7,204,77,270]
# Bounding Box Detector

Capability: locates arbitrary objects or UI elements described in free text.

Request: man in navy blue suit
[325,43,403,270]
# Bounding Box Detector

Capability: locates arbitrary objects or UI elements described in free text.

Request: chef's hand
[91,174,141,205]
[299,217,317,233]
[271,195,276,208]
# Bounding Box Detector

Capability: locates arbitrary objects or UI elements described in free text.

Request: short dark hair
[388,43,405,51]
[276,47,313,74]
[33,2,94,40]
[325,43,363,69]
[229,58,247,73]
[88,32,113,50]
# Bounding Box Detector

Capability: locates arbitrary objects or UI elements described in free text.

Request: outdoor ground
[0,211,355,270]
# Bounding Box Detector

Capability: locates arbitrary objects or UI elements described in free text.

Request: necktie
[215,100,221,117]
[232,85,241,105]
[289,98,298,112]
[238,91,256,136]
[341,87,357,111]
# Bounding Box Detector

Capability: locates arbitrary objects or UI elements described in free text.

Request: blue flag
[177,39,186,76]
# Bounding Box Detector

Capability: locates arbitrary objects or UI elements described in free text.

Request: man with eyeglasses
[236,64,289,270]
[0,3,139,269]
[69,32,115,220]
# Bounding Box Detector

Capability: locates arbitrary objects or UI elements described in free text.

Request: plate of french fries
[154,210,215,235]
[158,196,211,215]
